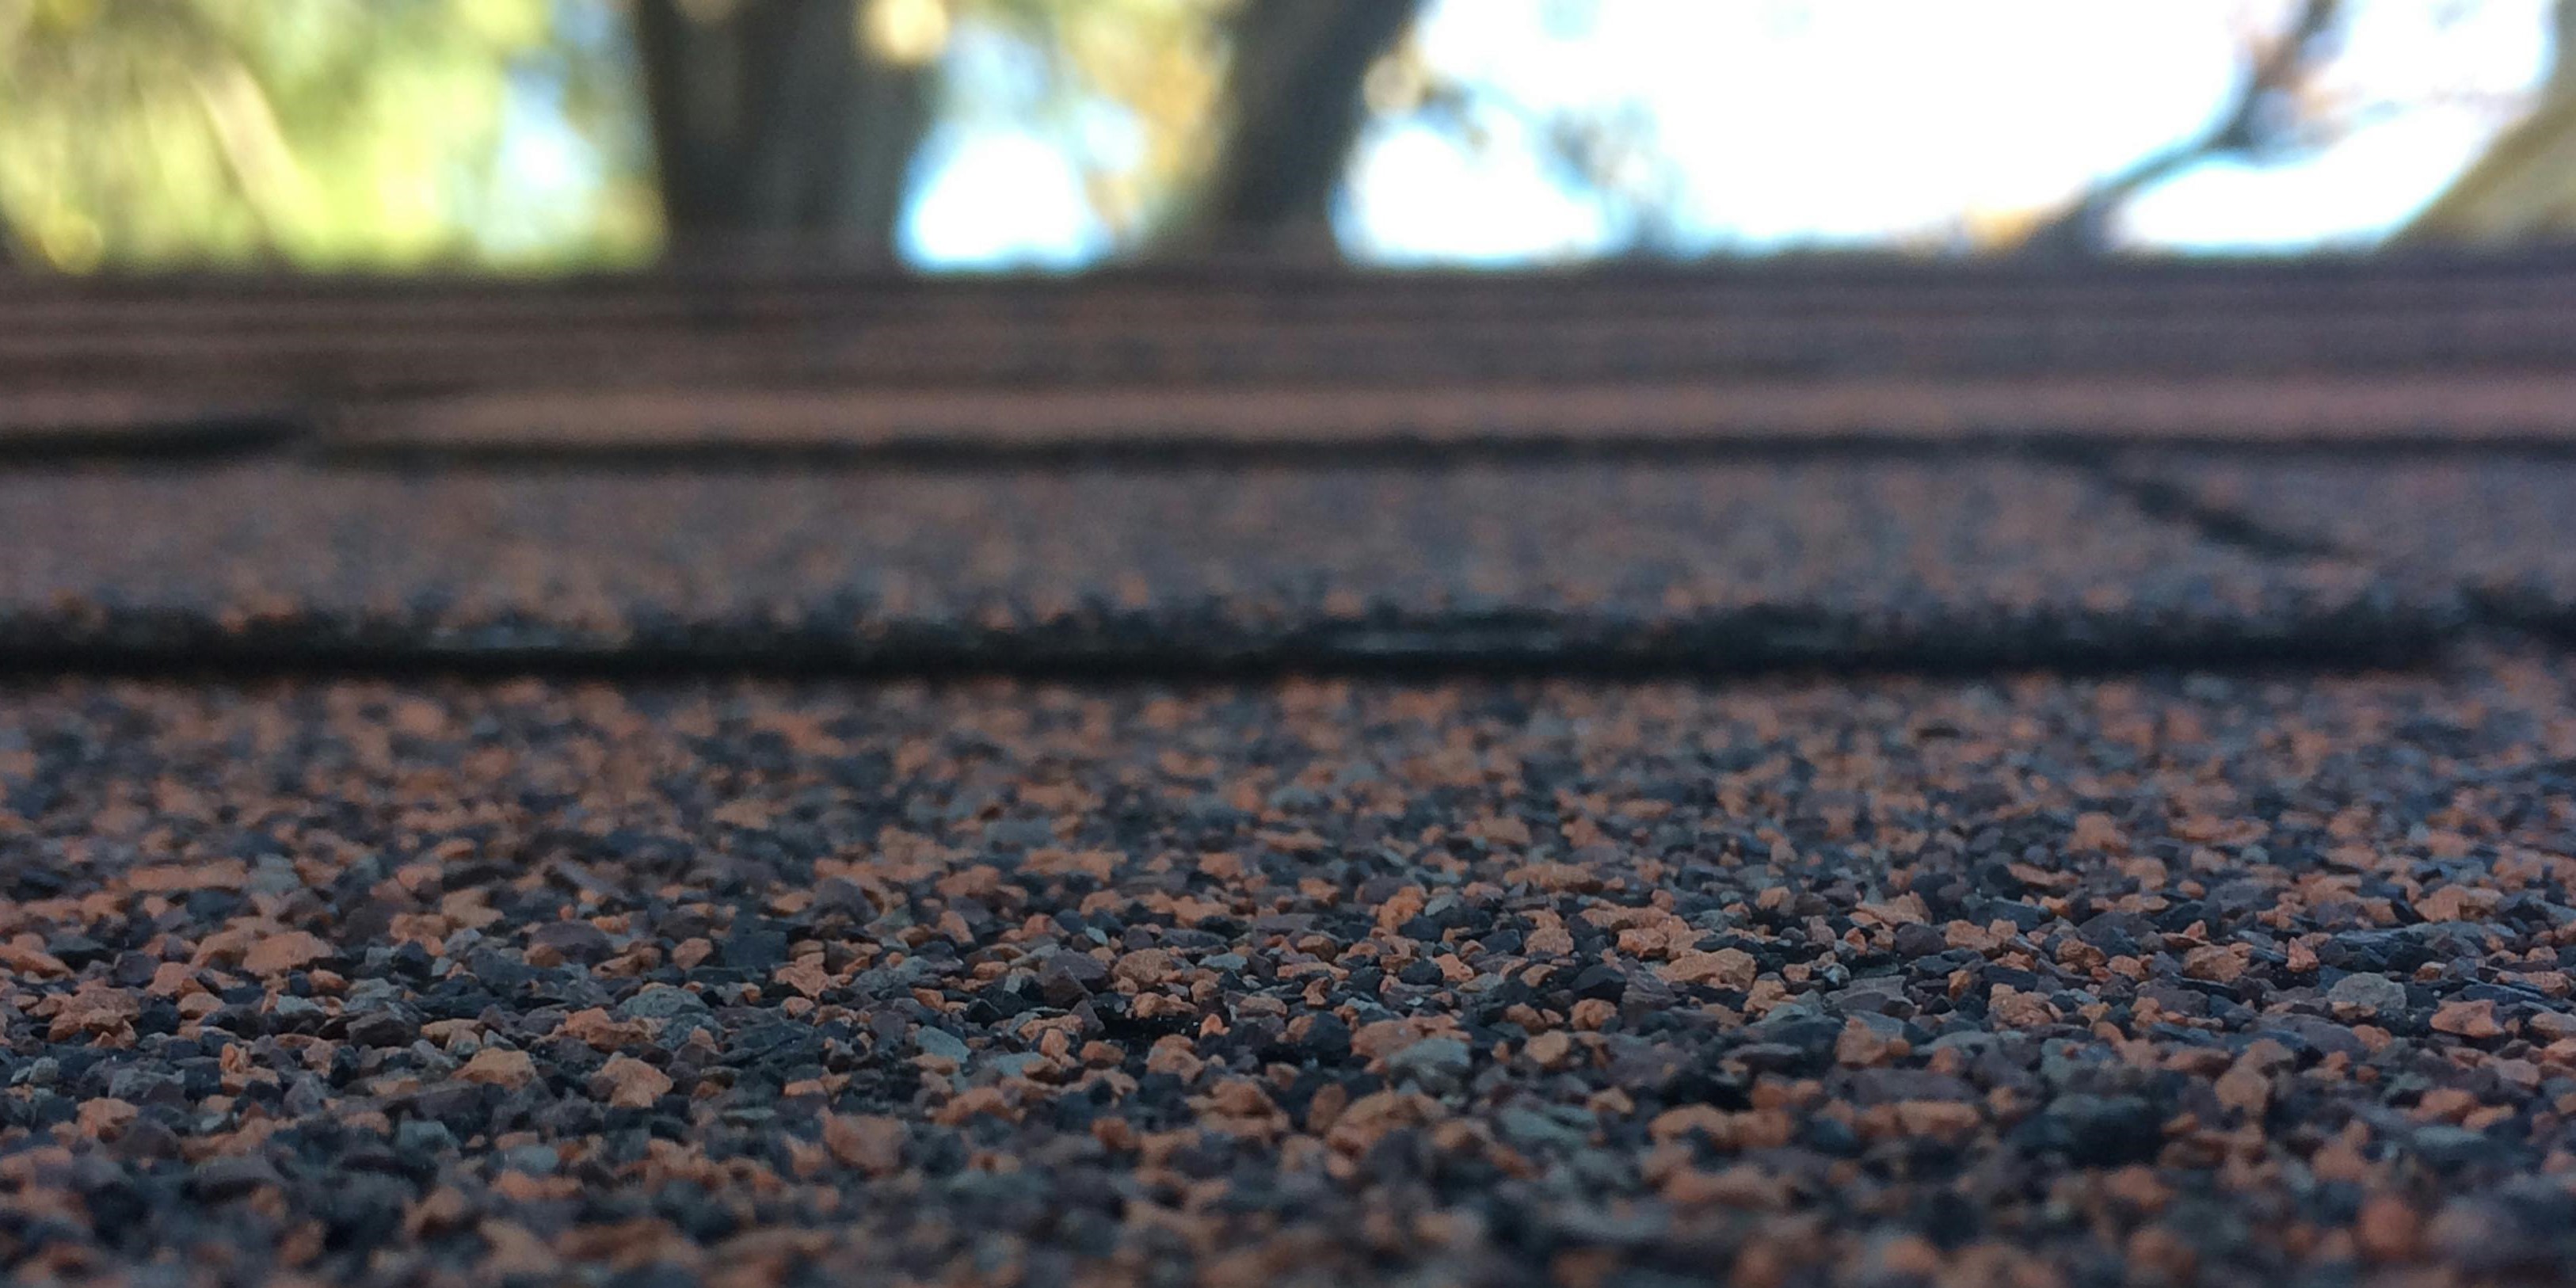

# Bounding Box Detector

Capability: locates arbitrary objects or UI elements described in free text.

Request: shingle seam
[300,433,2018,471]
[30,427,2576,471]
[0,413,309,463]
[2448,589,2576,646]
[2081,469,2346,562]
[0,604,2460,681]
[2102,452,2576,642]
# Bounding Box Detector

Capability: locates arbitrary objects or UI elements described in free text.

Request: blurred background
[5,0,2575,276]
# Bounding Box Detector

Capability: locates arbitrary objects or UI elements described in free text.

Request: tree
[2018,0,2345,258]
[1165,0,1424,253]
[632,0,939,260]
[0,0,653,270]
[899,0,1425,257]
[2401,0,2576,246]
[619,0,1426,259]
[0,0,1427,269]
[627,0,1420,260]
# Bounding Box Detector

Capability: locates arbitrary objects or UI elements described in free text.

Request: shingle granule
[0,461,2422,670]
[2126,456,2576,631]
[3,647,2574,1284]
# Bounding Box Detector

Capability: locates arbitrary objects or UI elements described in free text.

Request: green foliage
[926,0,1236,248]
[0,0,1404,269]
[0,0,1368,270]
[977,0,1236,244]
[0,0,657,269]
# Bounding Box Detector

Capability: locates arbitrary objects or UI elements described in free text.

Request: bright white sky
[903,0,2559,269]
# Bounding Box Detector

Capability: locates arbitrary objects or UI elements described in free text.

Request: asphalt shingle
[2123,455,2576,627]
[325,373,2576,456]
[3,646,2573,1285]
[6,260,2576,1287]
[0,460,2424,670]
[21,261,2576,450]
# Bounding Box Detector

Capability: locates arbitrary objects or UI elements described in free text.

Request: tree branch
[2020,0,2342,257]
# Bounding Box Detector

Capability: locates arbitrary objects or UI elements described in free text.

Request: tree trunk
[1167,0,1423,256]
[634,0,935,262]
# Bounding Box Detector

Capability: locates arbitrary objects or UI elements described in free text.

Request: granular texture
[0,461,2416,670]
[2126,456,2576,626]
[4,648,2575,1284]
[333,374,2576,454]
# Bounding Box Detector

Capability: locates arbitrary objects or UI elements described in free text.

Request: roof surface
[3,258,2576,1288]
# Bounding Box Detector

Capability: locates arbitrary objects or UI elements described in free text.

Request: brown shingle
[2,647,2573,1282]
[0,459,2424,670]
[2126,455,2576,625]
[4,257,2574,1286]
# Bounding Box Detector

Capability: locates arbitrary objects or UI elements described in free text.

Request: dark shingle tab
[2125,455,2576,627]
[17,261,2576,452]
[0,459,2429,669]
[322,373,2576,455]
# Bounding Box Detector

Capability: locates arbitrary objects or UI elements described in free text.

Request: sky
[901,0,2559,269]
